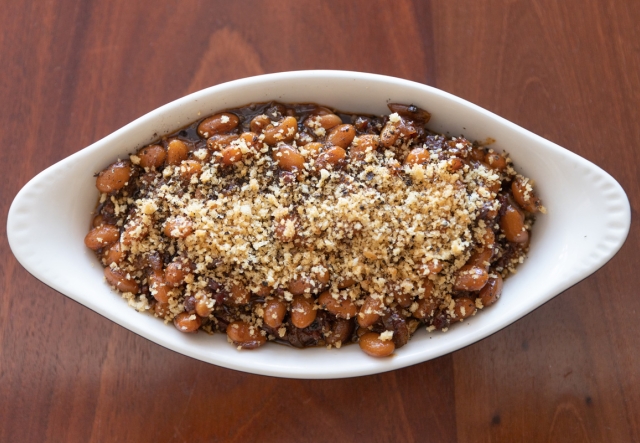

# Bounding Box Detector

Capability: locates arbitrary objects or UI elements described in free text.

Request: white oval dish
[7,71,631,379]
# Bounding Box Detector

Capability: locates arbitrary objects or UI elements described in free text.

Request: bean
[250,114,271,133]
[317,114,343,130]
[382,310,409,348]
[153,302,170,318]
[166,139,189,165]
[453,265,489,291]
[397,119,419,139]
[447,139,470,156]
[272,145,305,172]
[452,297,477,322]
[412,288,440,320]
[226,321,267,349]
[164,216,193,238]
[229,282,250,305]
[239,131,262,153]
[315,268,331,287]
[387,158,402,175]
[353,116,372,132]
[96,161,132,193]
[104,267,139,294]
[482,228,495,249]
[470,146,485,161]
[183,295,197,314]
[92,214,104,227]
[180,159,202,179]
[359,280,372,291]
[290,295,317,328]
[467,248,493,270]
[255,284,272,298]
[337,278,356,289]
[479,275,503,307]
[188,294,204,313]
[350,134,379,161]
[512,178,540,213]
[485,179,502,194]
[121,218,147,245]
[318,291,357,319]
[305,113,342,130]
[448,157,464,171]
[404,147,430,166]
[274,214,299,243]
[485,152,507,170]
[395,291,413,308]
[197,113,239,138]
[326,124,356,148]
[297,132,315,147]
[480,202,499,221]
[359,332,395,357]
[313,146,346,173]
[388,103,431,122]
[500,201,529,243]
[313,107,336,115]
[263,116,297,145]
[429,259,443,274]
[85,224,120,250]
[302,142,323,159]
[263,298,287,329]
[413,295,438,319]
[220,145,243,166]
[164,261,190,287]
[207,134,239,151]
[358,295,383,328]
[146,252,163,272]
[195,297,214,317]
[288,276,312,295]
[148,271,169,303]
[418,260,443,276]
[174,312,202,333]
[266,103,287,120]
[380,121,400,148]
[385,280,411,307]
[194,147,212,164]
[326,318,354,345]
[422,278,434,298]
[102,241,124,266]
[137,144,166,169]
[211,288,229,306]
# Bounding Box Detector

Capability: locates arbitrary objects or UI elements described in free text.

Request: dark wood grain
[1,1,638,441]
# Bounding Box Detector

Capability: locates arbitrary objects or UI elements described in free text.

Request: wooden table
[1,1,638,441]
